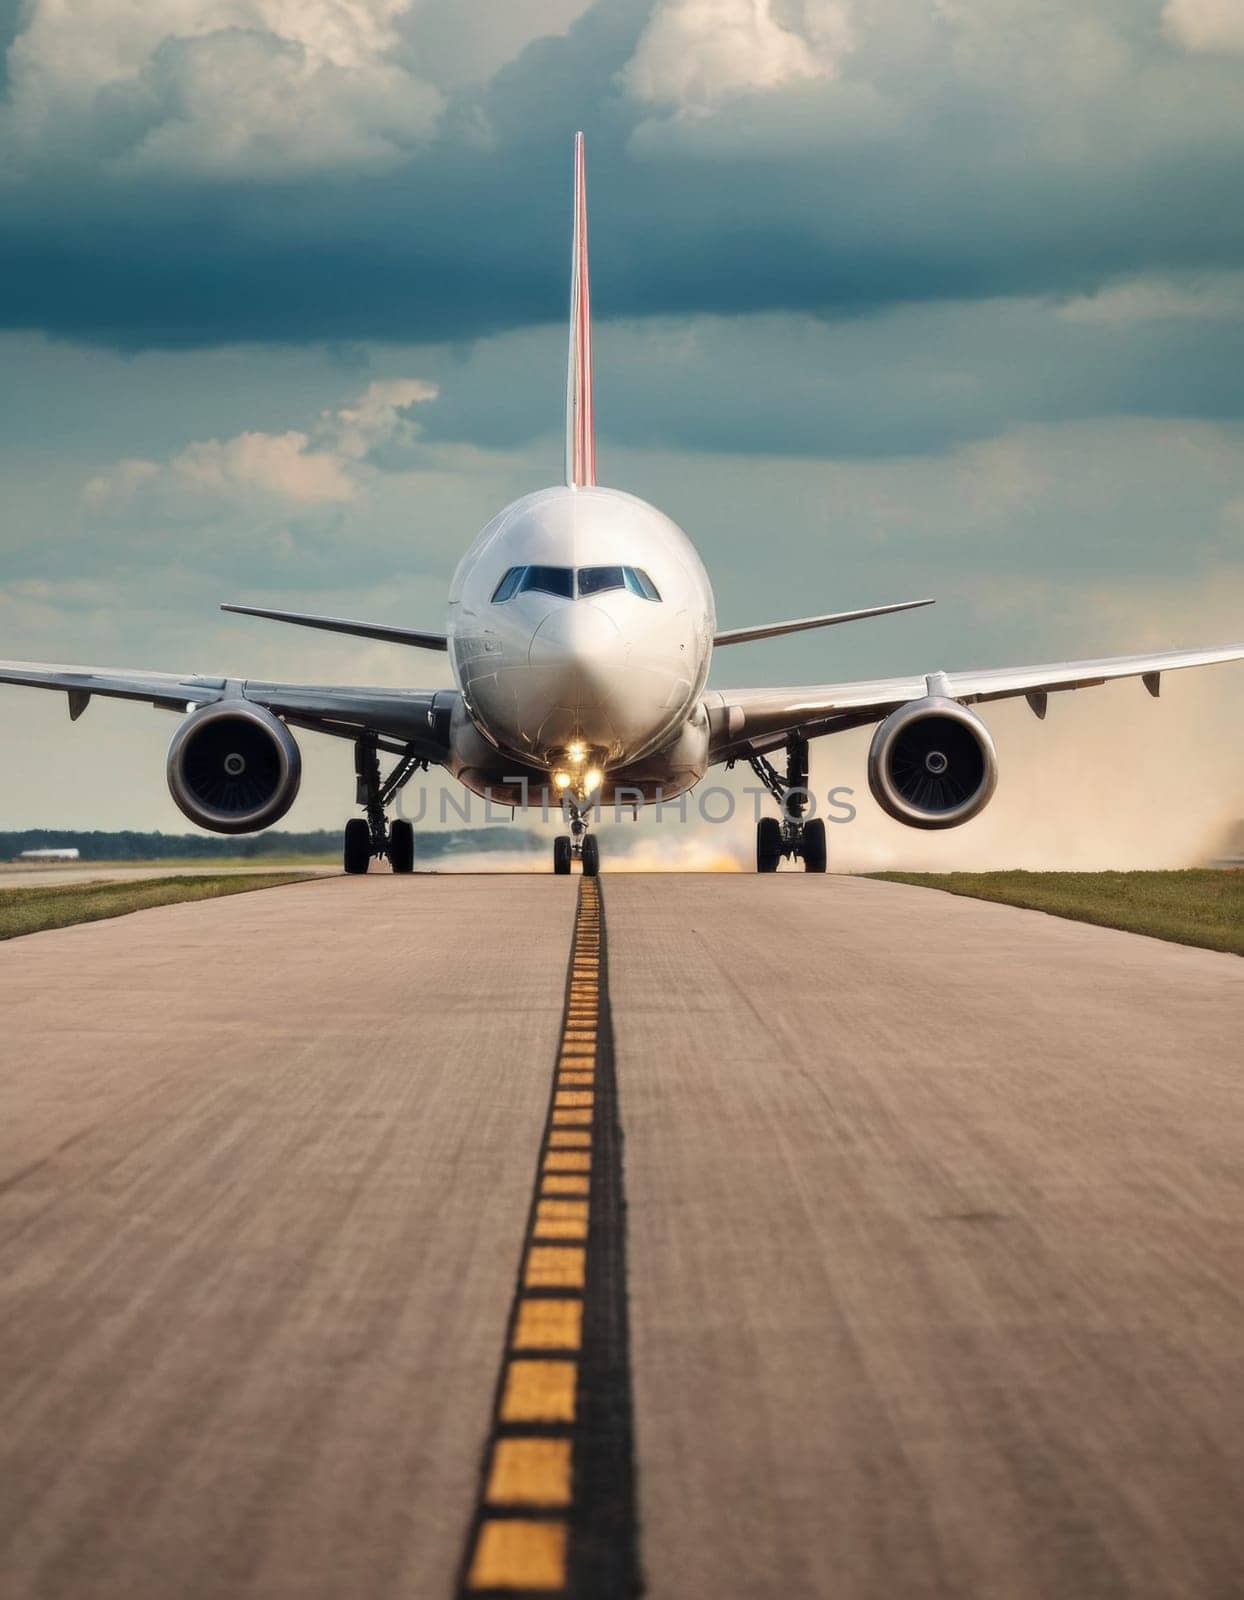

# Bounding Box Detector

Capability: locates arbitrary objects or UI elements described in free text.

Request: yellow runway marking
[486,1438,573,1508]
[512,1298,583,1352]
[542,1174,590,1196]
[461,878,628,1597]
[525,1246,587,1289]
[468,1519,567,1590]
[548,1129,591,1148]
[534,1198,589,1239]
[499,1360,577,1424]
[544,1151,591,1172]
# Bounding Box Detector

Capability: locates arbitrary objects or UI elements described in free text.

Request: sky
[1,0,1242,865]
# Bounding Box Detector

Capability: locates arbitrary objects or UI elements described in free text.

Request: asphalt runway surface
[0,873,1241,1599]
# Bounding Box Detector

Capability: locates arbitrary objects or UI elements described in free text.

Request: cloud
[2,0,444,180]
[85,432,354,512]
[1056,271,1244,325]
[83,375,438,512]
[1163,0,1244,55]
[329,376,439,460]
[623,0,853,111]
[0,0,610,180]
[4,0,1244,349]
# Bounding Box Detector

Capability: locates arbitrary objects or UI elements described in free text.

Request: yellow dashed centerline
[463,879,606,1594]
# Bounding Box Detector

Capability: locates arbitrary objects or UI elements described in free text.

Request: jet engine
[867,696,997,829]
[166,702,301,833]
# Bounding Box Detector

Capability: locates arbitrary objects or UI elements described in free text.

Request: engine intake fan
[867,696,997,829]
[167,702,301,834]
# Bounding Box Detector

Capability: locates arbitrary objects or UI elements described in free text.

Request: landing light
[567,741,586,764]
[554,771,572,790]
[585,768,603,791]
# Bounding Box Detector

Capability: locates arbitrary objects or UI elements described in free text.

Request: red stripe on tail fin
[565,131,596,488]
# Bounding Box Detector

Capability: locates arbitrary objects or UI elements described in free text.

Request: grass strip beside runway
[868,868,1243,955]
[0,873,317,940]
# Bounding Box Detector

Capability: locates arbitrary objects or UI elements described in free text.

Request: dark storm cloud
[405,294,1244,461]
[3,0,1244,351]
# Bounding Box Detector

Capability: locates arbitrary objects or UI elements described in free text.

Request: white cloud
[623,0,853,112]
[2,0,443,179]
[0,0,606,178]
[1162,0,1244,55]
[83,458,160,511]
[329,377,439,459]
[83,376,438,512]
[175,431,357,502]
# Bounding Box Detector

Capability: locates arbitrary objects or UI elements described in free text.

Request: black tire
[757,816,782,873]
[343,817,371,875]
[389,818,415,874]
[553,835,572,875]
[582,835,600,877]
[803,817,827,873]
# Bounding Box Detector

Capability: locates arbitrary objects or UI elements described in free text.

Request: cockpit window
[491,564,661,602]
[491,567,525,602]
[577,565,662,600]
[578,565,626,596]
[625,567,662,601]
[492,565,574,601]
[521,565,574,598]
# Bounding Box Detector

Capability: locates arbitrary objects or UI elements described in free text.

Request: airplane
[2,133,1242,877]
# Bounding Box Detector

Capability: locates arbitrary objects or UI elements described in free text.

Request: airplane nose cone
[529,603,625,674]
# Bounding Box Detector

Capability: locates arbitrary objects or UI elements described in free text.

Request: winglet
[565,131,596,488]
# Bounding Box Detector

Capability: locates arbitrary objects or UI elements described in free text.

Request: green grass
[867,869,1244,956]
[0,873,317,941]
[63,854,338,868]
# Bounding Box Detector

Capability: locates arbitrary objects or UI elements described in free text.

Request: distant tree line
[2,828,544,860]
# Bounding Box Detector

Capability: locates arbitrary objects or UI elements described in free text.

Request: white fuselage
[446,485,715,803]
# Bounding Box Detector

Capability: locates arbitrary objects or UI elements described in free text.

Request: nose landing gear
[553,802,600,875]
[749,737,826,873]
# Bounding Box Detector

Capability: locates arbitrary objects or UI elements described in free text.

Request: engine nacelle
[867,696,997,830]
[167,702,301,834]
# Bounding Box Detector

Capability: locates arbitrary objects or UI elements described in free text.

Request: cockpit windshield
[491,565,574,601]
[492,565,662,602]
[577,565,625,597]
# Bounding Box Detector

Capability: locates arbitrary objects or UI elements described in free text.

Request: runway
[1,874,1241,1599]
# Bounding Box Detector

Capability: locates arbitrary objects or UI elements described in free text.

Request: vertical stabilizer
[565,131,596,487]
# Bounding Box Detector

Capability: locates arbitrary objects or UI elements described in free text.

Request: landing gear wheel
[343,817,371,875]
[757,816,782,873]
[803,817,827,873]
[553,835,572,875]
[389,818,414,874]
[582,835,600,877]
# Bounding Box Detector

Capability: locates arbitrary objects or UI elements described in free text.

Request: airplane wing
[705,642,1244,759]
[714,597,934,647]
[0,659,451,755]
[221,604,447,651]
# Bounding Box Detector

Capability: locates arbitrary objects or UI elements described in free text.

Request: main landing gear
[553,803,600,876]
[749,737,826,874]
[343,739,425,875]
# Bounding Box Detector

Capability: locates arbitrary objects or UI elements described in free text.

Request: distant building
[16,847,81,862]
